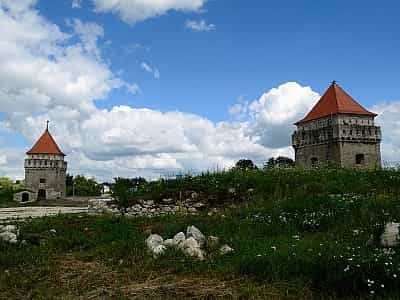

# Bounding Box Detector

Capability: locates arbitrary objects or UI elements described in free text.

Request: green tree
[234,159,258,171]
[68,175,102,197]
[264,156,295,169]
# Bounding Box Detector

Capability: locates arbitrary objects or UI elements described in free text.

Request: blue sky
[37,0,400,119]
[0,0,400,180]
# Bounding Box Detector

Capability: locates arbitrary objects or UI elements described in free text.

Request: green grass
[2,168,400,299]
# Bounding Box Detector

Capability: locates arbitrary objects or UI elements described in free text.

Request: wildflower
[344,265,350,272]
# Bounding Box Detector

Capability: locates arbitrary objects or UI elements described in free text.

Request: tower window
[311,157,318,167]
[356,154,365,165]
[40,178,46,183]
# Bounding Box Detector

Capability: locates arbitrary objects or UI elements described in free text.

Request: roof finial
[332,80,337,85]
[46,120,49,131]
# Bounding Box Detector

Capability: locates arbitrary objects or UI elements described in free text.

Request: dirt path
[0,206,89,222]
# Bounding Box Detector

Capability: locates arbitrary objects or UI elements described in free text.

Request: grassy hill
[1,168,400,299]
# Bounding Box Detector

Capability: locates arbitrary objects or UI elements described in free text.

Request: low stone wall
[88,198,209,217]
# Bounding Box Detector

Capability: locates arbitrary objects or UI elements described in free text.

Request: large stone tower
[24,122,67,200]
[292,82,382,168]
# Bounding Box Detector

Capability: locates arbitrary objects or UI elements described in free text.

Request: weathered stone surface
[152,245,166,258]
[219,244,234,255]
[0,225,18,244]
[163,239,175,248]
[293,114,381,168]
[381,222,399,247]
[187,225,205,247]
[173,232,186,245]
[180,237,205,261]
[146,234,163,251]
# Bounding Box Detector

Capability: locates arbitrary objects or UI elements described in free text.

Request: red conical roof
[27,128,65,156]
[295,82,377,125]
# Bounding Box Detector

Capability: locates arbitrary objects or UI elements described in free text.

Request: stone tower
[24,122,67,200]
[292,82,382,168]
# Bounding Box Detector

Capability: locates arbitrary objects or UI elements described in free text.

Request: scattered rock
[228,188,236,194]
[180,237,205,261]
[219,244,234,255]
[146,234,163,252]
[0,225,18,244]
[162,198,175,204]
[163,239,175,248]
[173,232,186,245]
[187,225,205,247]
[152,245,167,258]
[381,222,399,247]
[188,207,197,214]
[207,236,219,250]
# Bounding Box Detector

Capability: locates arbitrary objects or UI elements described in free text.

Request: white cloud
[233,82,320,149]
[91,0,207,24]
[185,19,215,32]
[72,0,82,8]
[141,62,160,79]
[372,101,400,165]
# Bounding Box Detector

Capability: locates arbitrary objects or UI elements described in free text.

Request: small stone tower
[24,122,67,200]
[292,82,382,168]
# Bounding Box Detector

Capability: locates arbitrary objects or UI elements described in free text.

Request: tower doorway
[38,189,46,200]
[22,193,29,202]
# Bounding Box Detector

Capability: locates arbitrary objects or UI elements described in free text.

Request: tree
[66,175,102,197]
[264,156,295,169]
[234,159,258,171]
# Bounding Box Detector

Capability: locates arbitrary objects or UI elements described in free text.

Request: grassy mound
[1,168,400,299]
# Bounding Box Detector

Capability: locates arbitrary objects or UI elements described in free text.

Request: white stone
[381,222,400,247]
[219,244,234,255]
[163,239,175,248]
[180,237,205,261]
[186,225,205,247]
[50,229,57,234]
[0,231,18,244]
[0,225,17,233]
[146,234,163,251]
[173,232,186,245]
[152,245,166,258]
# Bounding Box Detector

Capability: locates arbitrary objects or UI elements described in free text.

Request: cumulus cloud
[185,19,215,32]
[0,3,319,184]
[140,62,160,79]
[91,0,207,24]
[371,101,400,165]
[232,82,320,148]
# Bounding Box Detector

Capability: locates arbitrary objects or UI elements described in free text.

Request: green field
[1,168,400,299]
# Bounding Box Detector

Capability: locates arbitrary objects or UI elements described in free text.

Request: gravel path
[0,206,89,222]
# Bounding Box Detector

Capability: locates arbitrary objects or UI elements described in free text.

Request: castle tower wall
[24,124,67,201]
[25,154,67,199]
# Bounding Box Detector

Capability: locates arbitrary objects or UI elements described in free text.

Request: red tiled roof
[27,129,65,156]
[295,82,377,125]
